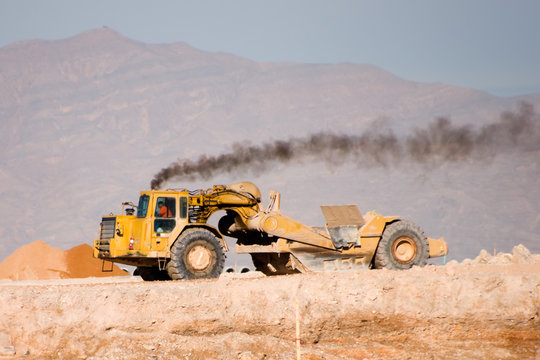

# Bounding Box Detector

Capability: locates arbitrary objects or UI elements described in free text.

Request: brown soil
[0,240,128,280]
[0,245,539,359]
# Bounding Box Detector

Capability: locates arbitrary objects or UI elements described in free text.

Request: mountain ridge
[0,28,538,263]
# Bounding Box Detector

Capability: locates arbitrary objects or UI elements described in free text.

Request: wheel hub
[187,245,212,271]
[392,237,417,264]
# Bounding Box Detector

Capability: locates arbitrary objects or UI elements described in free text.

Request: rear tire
[373,220,429,270]
[167,228,225,280]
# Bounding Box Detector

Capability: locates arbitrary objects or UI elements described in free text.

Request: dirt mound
[1,245,539,359]
[1,258,539,359]
[444,244,540,267]
[0,240,128,280]
[0,240,66,280]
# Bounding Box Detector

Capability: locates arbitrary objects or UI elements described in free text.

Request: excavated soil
[0,241,128,281]
[0,245,539,359]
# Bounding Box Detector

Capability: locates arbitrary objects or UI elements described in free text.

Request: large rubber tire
[167,228,225,280]
[135,266,171,281]
[373,220,429,270]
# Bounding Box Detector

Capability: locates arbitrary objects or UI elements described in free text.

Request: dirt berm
[1,247,539,359]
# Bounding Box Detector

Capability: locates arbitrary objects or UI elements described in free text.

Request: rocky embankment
[0,245,539,359]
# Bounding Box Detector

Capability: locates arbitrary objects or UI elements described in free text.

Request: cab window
[154,219,175,233]
[155,197,175,218]
[137,195,149,218]
[180,196,188,219]
[154,196,176,233]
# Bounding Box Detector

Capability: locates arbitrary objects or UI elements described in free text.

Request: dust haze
[151,103,539,189]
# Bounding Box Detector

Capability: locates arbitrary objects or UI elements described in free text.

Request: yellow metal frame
[94,182,448,271]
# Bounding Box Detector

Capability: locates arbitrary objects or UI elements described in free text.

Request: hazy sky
[1,0,539,96]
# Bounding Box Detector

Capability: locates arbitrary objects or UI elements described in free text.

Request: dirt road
[1,254,539,360]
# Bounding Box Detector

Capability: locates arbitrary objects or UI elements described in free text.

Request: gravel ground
[0,246,539,359]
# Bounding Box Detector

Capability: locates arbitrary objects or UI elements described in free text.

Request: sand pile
[0,240,128,280]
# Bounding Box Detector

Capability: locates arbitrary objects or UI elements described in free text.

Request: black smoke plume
[150,103,539,189]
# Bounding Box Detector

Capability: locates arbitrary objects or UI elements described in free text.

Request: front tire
[373,220,429,270]
[167,228,225,280]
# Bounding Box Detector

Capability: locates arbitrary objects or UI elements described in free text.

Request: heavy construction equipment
[93,181,448,280]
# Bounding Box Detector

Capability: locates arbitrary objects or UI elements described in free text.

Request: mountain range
[1,27,538,264]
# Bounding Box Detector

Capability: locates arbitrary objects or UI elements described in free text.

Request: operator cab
[136,192,189,234]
